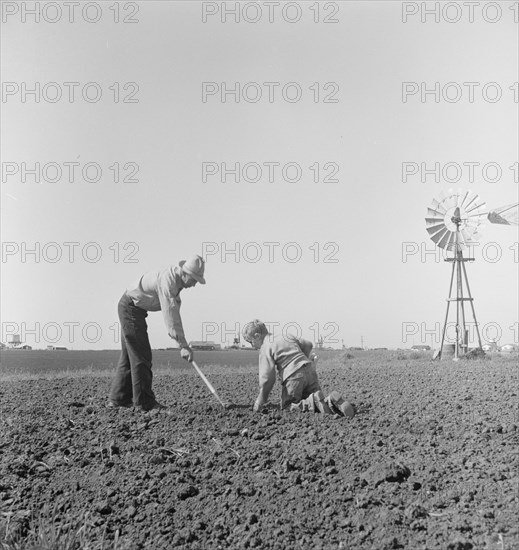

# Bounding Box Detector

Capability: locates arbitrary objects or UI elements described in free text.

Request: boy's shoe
[313,391,333,415]
[325,391,355,419]
[106,400,132,409]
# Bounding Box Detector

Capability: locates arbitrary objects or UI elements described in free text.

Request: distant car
[20,345,32,350]
[411,345,431,351]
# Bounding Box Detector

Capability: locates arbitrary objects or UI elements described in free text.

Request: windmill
[426,190,518,360]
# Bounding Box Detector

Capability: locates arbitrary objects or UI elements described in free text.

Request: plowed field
[1,351,517,549]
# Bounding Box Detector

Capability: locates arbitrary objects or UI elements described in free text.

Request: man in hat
[108,255,206,411]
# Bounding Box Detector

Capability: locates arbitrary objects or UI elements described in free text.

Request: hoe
[190,360,232,409]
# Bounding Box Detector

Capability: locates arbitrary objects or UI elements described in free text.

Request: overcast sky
[1,1,518,350]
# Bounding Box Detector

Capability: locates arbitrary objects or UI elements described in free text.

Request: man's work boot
[106,400,132,409]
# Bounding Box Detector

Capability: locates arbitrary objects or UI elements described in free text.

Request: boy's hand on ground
[180,347,193,362]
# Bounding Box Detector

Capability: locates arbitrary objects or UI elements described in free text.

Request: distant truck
[46,346,68,351]
[188,341,221,351]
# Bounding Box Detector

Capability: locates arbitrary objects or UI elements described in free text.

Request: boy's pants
[109,293,156,410]
[281,362,321,410]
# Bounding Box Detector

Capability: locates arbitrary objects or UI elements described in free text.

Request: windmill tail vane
[487,202,519,226]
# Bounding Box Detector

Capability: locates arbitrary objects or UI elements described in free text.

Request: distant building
[189,341,220,351]
[482,341,499,352]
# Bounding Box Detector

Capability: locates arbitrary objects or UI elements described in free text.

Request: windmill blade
[442,195,458,211]
[426,217,446,226]
[437,189,448,202]
[427,227,449,243]
[456,190,468,209]
[466,208,486,220]
[431,199,447,215]
[437,229,455,249]
[458,231,475,249]
[462,192,480,212]
[471,227,484,243]
[466,200,486,215]
[445,232,458,251]
[427,207,445,218]
[460,228,475,244]
[426,222,448,237]
[463,213,485,228]
[454,189,466,208]
[430,226,450,245]
[426,214,445,224]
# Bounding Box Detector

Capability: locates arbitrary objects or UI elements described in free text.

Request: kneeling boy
[242,320,354,418]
